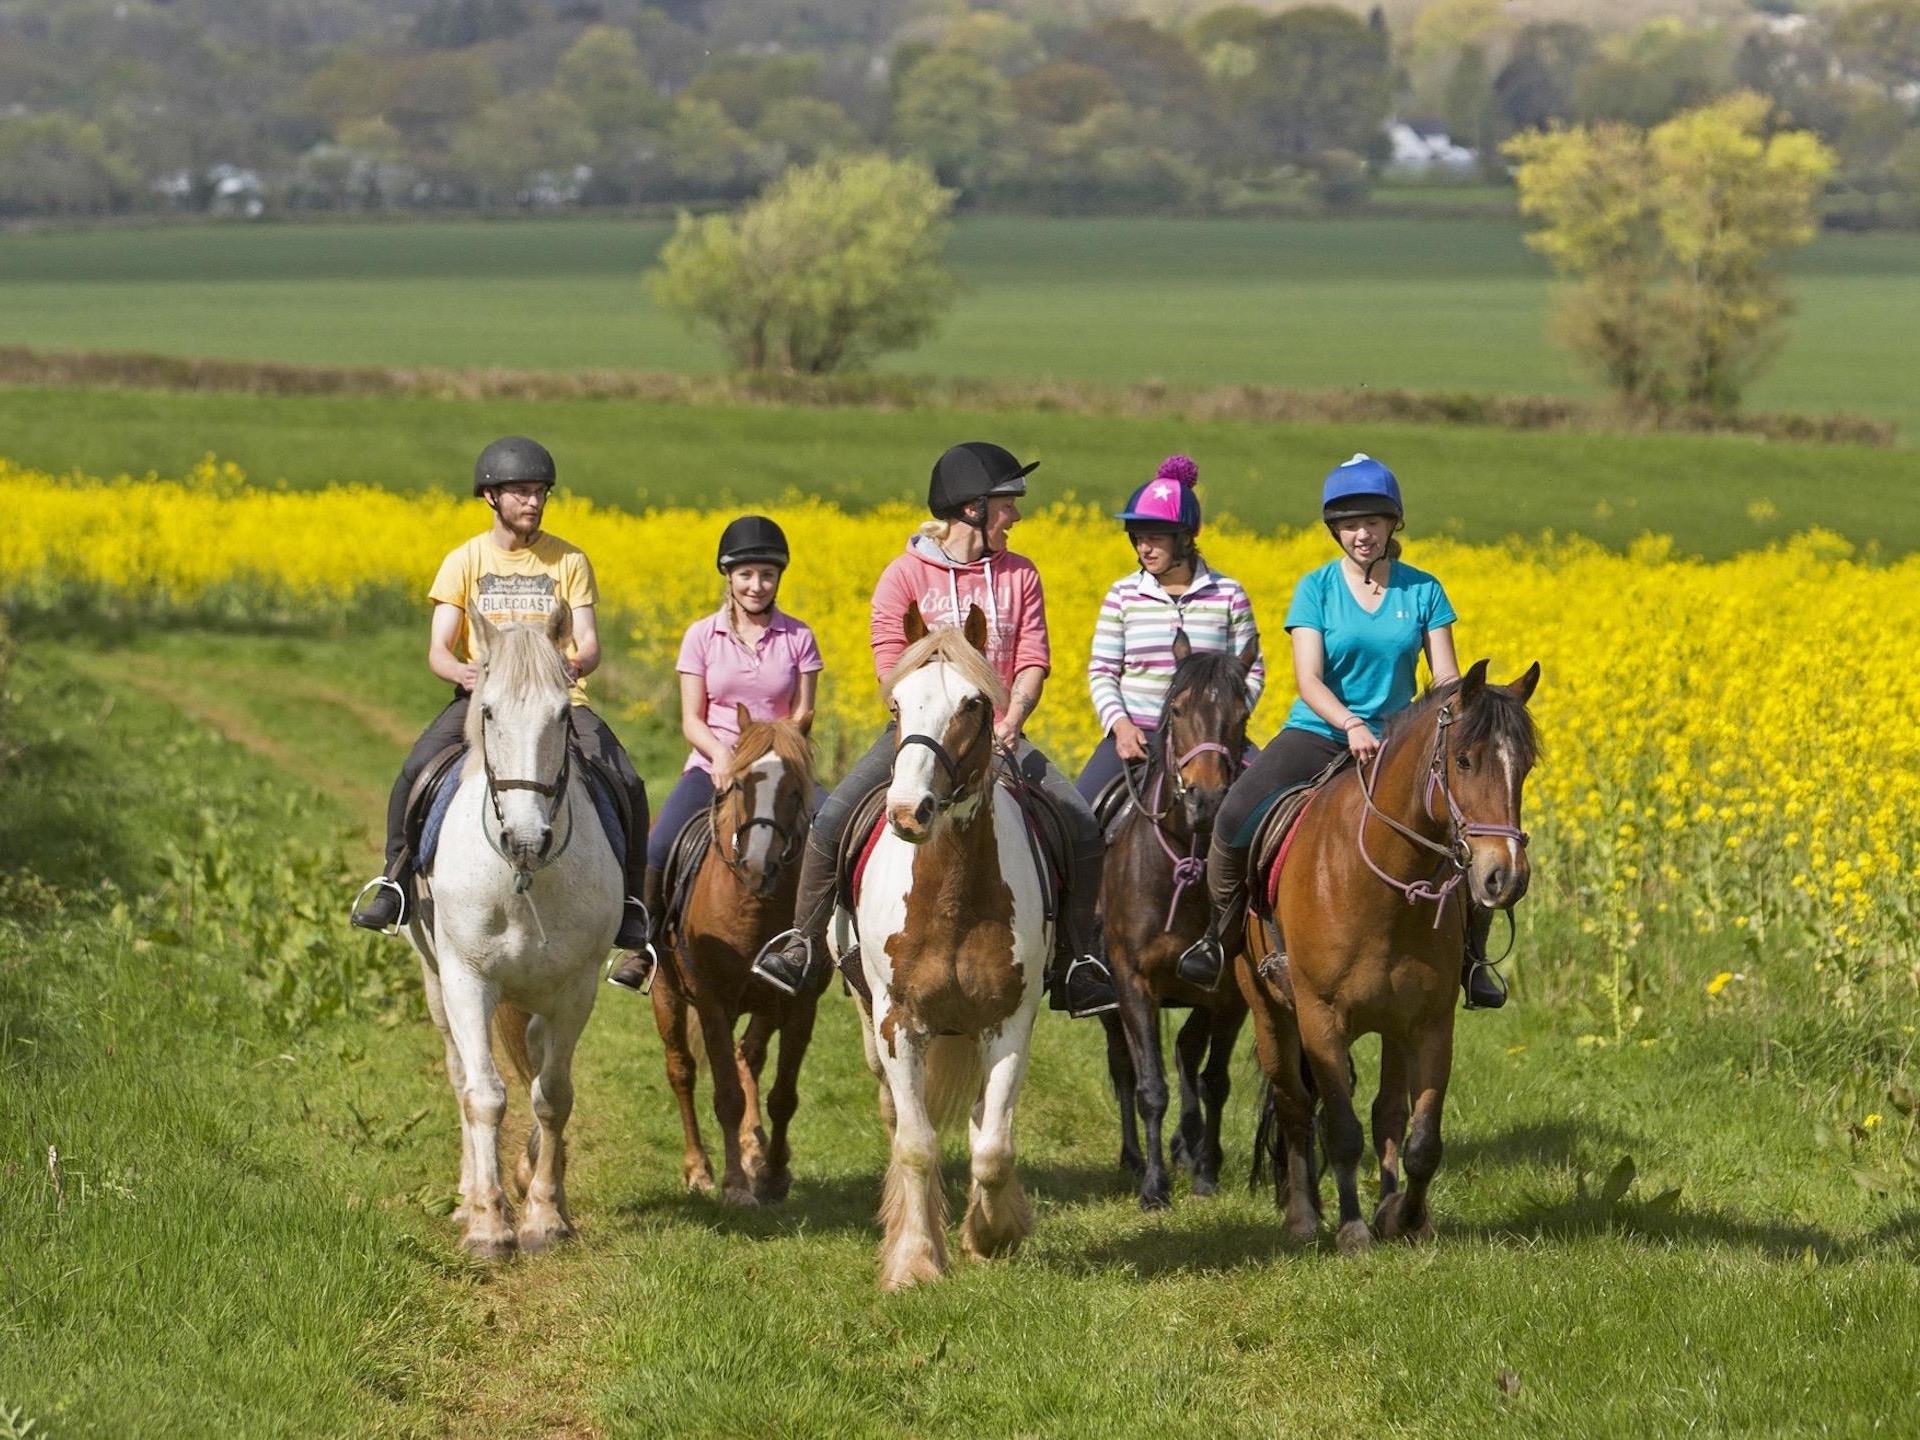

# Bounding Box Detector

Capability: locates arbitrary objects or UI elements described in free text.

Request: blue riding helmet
[1321,453,1404,523]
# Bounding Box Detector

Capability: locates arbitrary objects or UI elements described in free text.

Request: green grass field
[6,623,1920,1437]
[4,385,1917,561]
[3,216,1918,432]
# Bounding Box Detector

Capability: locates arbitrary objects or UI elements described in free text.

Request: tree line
[1,0,1917,225]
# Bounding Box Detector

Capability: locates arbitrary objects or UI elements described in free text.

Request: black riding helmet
[472,435,557,496]
[716,515,790,573]
[927,441,1038,521]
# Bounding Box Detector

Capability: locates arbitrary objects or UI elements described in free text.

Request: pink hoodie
[869,534,1051,694]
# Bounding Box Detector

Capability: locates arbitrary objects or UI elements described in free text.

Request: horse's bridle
[1355,697,1528,921]
[709,770,807,882]
[897,704,996,814]
[477,699,576,885]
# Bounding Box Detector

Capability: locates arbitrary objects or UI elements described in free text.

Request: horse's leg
[1247,998,1318,1239]
[1170,1004,1210,1174]
[961,1013,1037,1260]
[415,947,476,1224]
[1101,1009,1143,1177]
[1369,1031,1413,1232]
[649,968,714,1194]
[873,1026,947,1291]
[519,978,594,1253]
[1297,994,1369,1254]
[438,962,515,1258]
[1193,993,1247,1197]
[1115,971,1173,1210]
[693,992,757,1206]
[855,990,896,1137]
[1380,1013,1454,1244]
[735,1011,775,1186]
[756,998,814,1204]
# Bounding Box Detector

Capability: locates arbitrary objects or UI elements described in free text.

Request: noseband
[897,705,995,814]
[477,700,575,887]
[1356,697,1529,921]
[710,771,806,882]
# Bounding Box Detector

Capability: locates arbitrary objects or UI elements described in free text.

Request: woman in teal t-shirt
[1177,455,1504,1011]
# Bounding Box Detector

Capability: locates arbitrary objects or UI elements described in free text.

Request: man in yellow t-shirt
[350,436,654,954]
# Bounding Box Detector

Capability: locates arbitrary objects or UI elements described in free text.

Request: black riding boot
[752,842,836,997]
[607,866,664,992]
[1462,904,1508,1010]
[1177,840,1250,991]
[1048,885,1118,1018]
[350,856,410,933]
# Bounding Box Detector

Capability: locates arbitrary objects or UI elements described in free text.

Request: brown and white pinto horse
[650,713,819,1206]
[1099,634,1258,1211]
[1239,660,1540,1251]
[843,604,1049,1291]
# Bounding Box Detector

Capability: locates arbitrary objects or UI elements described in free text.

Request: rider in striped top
[1077,455,1266,803]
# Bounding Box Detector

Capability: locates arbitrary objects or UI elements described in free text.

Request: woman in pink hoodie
[752,442,1117,1019]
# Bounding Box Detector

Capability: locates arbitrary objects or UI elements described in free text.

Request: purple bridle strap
[1149,741,1233,930]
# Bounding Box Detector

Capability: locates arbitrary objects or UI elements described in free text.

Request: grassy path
[7,626,1920,1436]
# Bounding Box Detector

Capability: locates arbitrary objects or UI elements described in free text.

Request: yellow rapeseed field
[3,456,1914,1004]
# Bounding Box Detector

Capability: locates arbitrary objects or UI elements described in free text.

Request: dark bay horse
[1099,635,1258,1210]
[1238,660,1540,1250]
[650,713,820,1205]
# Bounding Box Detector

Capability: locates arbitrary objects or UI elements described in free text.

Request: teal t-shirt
[1283,559,1457,741]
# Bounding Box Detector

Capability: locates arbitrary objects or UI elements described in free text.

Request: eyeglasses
[495,484,550,501]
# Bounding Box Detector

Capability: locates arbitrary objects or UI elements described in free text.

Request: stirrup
[350,875,408,934]
[1062,954,1119,1017]
[751,928,813,999]
[606,942,659,994]
[1175,932,1225,991]
[1463,958,1510,1011]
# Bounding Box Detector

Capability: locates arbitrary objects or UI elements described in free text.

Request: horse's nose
[914,796,935,826]
[536,824,554,857]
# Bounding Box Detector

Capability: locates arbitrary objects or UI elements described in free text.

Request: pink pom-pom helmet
[1115,454,1202,533]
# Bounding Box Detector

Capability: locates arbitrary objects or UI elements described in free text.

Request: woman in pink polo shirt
[607,516,823,991]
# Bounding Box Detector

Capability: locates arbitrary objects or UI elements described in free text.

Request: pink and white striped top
[1087,564,1266,733]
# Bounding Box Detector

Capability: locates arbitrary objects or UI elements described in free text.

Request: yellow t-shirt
[429,532,598,704]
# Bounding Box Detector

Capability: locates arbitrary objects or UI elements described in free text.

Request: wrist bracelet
[1341,716,1366,731]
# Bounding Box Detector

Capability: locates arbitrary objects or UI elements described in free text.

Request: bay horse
[650,711,819,1206]
[1099,633,1258,1210]
[407,603,623,1258]
[1238,659,1540,1251]
[842,604,1049,1291]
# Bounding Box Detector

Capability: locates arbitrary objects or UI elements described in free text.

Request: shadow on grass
[1449,1118,1643,1172]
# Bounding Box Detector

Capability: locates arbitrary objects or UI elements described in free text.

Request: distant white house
[1384,122,1478,177]
[153,163,265,217]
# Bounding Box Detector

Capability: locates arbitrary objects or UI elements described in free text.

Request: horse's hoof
[878,1253,945,1291]
[462,1229,518,1262]
[720,1183,760,1208]
[684,1168,715,1195]
[1284,1212,1320,1242]
[753,1170,793,1205]
[517,1219,575,1255]
[1336,1220,1373,1255]
[1138,1183,1172,1213]
[1190,1175,1219,1199]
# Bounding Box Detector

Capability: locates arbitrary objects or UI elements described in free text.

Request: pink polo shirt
[675,605,824,774]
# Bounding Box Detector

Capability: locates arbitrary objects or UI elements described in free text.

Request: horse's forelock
[724,718,815,792]
[881,628,1009,714]
[1388,673,1540,771]
[464,624,570,746]
[1159,649,1251,726]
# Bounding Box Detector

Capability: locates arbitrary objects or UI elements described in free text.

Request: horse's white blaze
[885,666,977,819]
[1495,739,1523,870]
[738,753,783,871]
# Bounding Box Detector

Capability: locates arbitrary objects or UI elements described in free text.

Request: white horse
[841,604,1049,1291]
[407,602,622,1258]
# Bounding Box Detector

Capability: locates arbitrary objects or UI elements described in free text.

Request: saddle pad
[415,744,625,874]
[661,807,716,942]
[1261,789,1319,915]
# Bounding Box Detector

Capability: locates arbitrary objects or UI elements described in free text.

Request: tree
[1232,7,1392,164]
[660,97,756,192]
[892,50,1016,191]
[753,96,863,170]
[1572,21,1727,129]
[647,153,956,374]
[1831,0,1920,98]
[1012,61,1121,126]
[449,91,597,205]
[556,25,666,139]
[1506,93,1834,413]
[410,0,533,49]
[1493,21,1592,132]
[0,112,139,217]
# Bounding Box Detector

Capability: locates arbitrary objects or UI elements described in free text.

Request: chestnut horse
[650,713,819,1206]
[1099,634,1258,1210]
[1239,660,1540,1251]
[842,605,1049,1290]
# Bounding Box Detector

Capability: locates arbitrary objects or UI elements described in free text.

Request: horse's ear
[546,600,572,650]
[1237,637,1260,676]
[1171,629,1192,663]
[1509,661,1542,704]
[963,603,990,655]
[736,702,753,736]
[1457,658,1489,706]
[903,600,929,645]
[467,602,498,660]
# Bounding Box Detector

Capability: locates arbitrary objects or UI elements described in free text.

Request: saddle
[659,806,716,948]
[1091,771,1133,842]
[1240,754,1352,997]
[405,740,628,877]
[831,766,1071,1001]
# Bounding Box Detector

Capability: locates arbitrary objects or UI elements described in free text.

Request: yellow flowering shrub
[3,456,1915,998]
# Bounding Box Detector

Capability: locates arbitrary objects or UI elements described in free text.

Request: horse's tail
[922,1035,983,1134]
[493,1001,536,1088]
[1249,1080,1280,1194]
